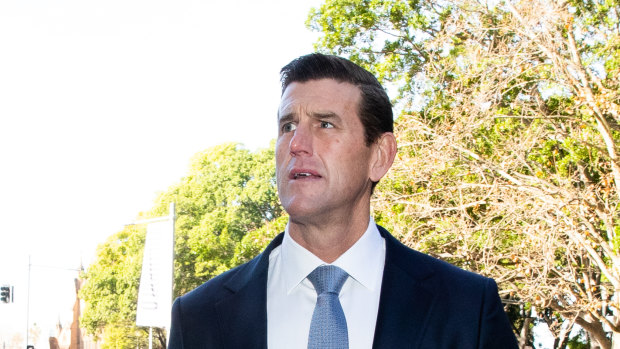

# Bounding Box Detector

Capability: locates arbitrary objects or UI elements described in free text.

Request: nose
[289,122,313,157]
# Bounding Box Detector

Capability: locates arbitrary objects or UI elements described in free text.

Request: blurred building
[49,278,101,349]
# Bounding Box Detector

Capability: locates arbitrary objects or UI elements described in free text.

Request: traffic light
[0,285,11,303]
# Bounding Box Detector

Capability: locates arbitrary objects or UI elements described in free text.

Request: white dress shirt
[267,218,386,349]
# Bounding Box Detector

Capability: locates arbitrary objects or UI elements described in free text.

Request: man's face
[276,79,376,223]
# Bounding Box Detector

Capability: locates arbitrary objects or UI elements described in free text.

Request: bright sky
[0,0,322,346]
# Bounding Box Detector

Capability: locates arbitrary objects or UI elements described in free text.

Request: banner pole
[25,256,31,349]
[167,202,176,346]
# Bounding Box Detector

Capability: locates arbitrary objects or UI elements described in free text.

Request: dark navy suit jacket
[168,226,518,348]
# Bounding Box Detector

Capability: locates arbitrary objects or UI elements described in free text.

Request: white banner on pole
[136,218,174,328]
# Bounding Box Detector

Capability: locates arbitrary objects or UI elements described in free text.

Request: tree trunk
[518,317,532,348]
[575,317,611,349]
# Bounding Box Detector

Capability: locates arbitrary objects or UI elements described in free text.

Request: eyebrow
[278,110,341,122]
[310,111,340,121]
[278,112,295,125]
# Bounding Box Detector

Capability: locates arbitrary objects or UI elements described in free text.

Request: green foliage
[100,323,148,349]
[79,226,147,342]
[80,142,285,344]
[231,214,288,266]
[307,0,447,101]
[147,142,283,295]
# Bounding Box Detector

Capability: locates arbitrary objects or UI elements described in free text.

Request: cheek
[275,139,287,165]
[275,139,291,186]
[342,146,373,175]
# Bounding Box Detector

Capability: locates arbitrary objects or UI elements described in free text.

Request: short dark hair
[280,53,393,146]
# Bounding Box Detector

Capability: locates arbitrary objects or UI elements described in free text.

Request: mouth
[294,172,311,179]
[290,170,322,180]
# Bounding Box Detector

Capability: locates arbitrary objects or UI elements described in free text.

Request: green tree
[79,226,155,348]
[309,0,619,348]
[148,142,283,296]
[80,142,284,346]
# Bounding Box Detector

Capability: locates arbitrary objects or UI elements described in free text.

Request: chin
[282,201,320,221]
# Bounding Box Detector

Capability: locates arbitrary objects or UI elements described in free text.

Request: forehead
[278,79,361,118]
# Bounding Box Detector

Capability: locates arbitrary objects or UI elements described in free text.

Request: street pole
[25,256,31,349]
[168,201,176,346]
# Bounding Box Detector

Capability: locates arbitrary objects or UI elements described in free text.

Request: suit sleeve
[479,279,518,349]
[168,297,184,349]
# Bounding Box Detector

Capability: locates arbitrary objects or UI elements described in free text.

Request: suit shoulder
[381,226,492,287]
[177,263,242,308]
[408,247,492,287]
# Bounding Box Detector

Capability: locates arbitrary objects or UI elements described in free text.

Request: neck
[288,208,370,263]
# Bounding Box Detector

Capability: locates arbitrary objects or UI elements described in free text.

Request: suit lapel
[214,233,284,349]
[372,227,438,349]
[209,228,438,348]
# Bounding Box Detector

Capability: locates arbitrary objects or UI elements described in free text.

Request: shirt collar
[281,217,385,294]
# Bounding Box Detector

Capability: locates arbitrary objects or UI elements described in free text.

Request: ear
[369,132,397,183]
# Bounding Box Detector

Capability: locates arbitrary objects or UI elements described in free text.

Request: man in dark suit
[168,53,518,348]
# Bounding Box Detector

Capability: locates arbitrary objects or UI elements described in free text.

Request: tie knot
[307,265,349,295]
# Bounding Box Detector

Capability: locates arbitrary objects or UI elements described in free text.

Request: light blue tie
[307,265,349,349]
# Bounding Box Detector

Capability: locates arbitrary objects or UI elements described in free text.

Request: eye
[320,121,334,129]
[281,122,297,133]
